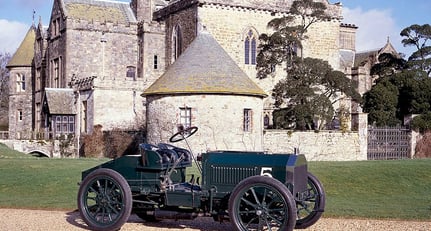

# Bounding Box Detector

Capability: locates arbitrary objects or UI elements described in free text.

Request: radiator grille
[210,166,258,185]
[293,165,308,196]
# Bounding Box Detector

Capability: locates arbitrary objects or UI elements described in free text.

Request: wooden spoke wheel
[228,176,297,231]
[77,168,132,231]
[295,172,326,229]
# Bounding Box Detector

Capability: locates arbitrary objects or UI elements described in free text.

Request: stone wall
[92,86,146,131]
[197,3,342,128]
[201,0,342,16]
[1,139,76,158]
[8,67,33,139]
[139,21,166,83]
[65,20,138,81]
[64,18,145,133]
[164,4,198,65]
[263,130,367,161]
[146,94,264,153]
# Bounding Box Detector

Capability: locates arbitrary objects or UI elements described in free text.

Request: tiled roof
[45,88,77,115]
[354,50,379,67]
[63,0,137,24]
[7,27,35,68]
[354,39,399,67]
[143,31,267,97]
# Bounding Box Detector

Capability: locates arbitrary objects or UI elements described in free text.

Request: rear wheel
[229,176,297,231]
[77,168,132,231]
[295,173,325,229]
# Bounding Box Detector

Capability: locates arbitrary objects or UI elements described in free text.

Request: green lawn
[0,143,106,210]
[308,160,431,220]
[1,143,430,220]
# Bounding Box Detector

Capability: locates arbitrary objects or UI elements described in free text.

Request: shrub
[414,131,431,158]
[411,112,431,133]
[103,129,141,158]
[80,125,144,158]
[81,125,104,158]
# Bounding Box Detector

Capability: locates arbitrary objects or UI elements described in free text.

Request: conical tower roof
[7,26,35,68]
[143,31,267,97]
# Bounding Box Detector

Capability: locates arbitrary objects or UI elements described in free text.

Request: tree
[400,24,431,76]
[257,0,331,77]
[411,112,431,133]
[362,24,431,130]
[0,52,11,108]
[257,0,360,130]
[0,52,11,129]
[362,78,399,126]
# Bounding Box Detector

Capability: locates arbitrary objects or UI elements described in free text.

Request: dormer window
[172,25,182,63]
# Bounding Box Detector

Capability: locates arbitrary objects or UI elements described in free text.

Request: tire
[77,168,133,231]
[228,175,297,231]
[295,172,326,229]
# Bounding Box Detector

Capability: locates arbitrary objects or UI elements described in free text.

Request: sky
[0,0,429,56]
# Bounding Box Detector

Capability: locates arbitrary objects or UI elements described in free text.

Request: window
[270,64,276,73]
[51,17,60,37]
[154,55,158,69]
[289,43,299,57]
[54,115,75,134]
[172,25,182,63]
[36,68,41,92]
[179,107,192,129]
[126,66,136,79]
[51,58,61,88]
[244,30,257,65]
[81,101,87,133]
[264,114,270,128]
[18,110,23,121]
[35,103,41,131]
[69,116,75,133]
[16,73,25,92]
[243,109,252,132]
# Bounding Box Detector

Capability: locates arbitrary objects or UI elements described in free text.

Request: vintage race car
[77,126,325,231]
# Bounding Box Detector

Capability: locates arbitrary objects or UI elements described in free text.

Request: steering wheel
[169,126,198,143]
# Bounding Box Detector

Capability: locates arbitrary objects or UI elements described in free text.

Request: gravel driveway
[1,209,430,231]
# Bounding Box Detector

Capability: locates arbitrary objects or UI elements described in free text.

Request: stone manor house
[6,0,398,156]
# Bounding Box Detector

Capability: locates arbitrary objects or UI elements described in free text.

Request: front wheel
[228,176,297,231]
[295,172,326,229]
[77,168,132,231]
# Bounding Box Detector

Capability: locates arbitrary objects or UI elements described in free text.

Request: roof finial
[387,36,390,44]
[32,9,36,26]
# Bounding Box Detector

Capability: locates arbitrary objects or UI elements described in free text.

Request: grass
[1,142,431,220]
[0,143,106,210]
[308,160,431,220]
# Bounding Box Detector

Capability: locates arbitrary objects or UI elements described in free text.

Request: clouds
[342,7,412,56]
[0,0,48,54]
[0,19,29,54]
[343,7,399,51]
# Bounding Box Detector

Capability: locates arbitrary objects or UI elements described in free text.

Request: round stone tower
[142,30,267,153]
